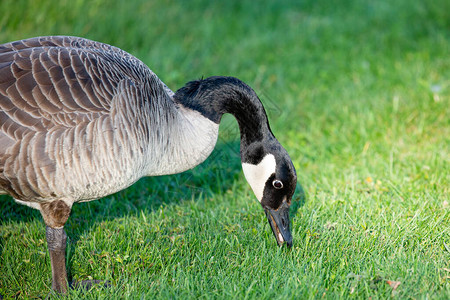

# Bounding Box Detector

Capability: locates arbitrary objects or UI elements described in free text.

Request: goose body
[0,36,218,205]
[0,36,297,293]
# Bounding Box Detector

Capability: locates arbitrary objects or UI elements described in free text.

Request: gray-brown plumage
[0,36,297,293]
[0,36,217,205]
[1,36,139,200]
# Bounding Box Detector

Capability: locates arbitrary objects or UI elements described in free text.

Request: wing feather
[0,36,154,141]
[0,36,177,198]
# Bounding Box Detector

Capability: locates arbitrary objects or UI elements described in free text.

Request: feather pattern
[0,36,219,204]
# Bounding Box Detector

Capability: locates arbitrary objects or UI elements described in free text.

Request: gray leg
[40,200,71,293]
[46,226,68,293]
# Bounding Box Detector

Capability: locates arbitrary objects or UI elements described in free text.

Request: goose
[0,36,297,293]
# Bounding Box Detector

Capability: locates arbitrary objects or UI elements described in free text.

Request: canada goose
[0,36,297,293]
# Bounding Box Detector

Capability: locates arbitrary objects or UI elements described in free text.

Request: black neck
[174,76,273,149]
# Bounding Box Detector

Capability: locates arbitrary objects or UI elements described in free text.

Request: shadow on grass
[0,140,240,285]
[291,182,306,218]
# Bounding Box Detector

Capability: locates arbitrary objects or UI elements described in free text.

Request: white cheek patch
[242,154,276,202]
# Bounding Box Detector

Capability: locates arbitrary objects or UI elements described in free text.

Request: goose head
[241,140,296,247]
[175,76,297,247]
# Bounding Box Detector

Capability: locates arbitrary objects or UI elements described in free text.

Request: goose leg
[39,200,71,293]
[46,226,68,293]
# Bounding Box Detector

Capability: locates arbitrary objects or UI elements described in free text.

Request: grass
[0,0,449,298]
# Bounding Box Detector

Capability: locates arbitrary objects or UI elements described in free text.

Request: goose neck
[174,76,271,148]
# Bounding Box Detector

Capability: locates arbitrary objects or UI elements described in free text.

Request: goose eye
[272,180,283,189]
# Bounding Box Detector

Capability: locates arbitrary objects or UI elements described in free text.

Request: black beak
[264,201,293,247]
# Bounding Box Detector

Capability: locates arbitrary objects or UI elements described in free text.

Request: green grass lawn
[1,0,449,298]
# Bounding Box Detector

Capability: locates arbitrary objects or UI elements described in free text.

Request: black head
[242,140,297,247]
